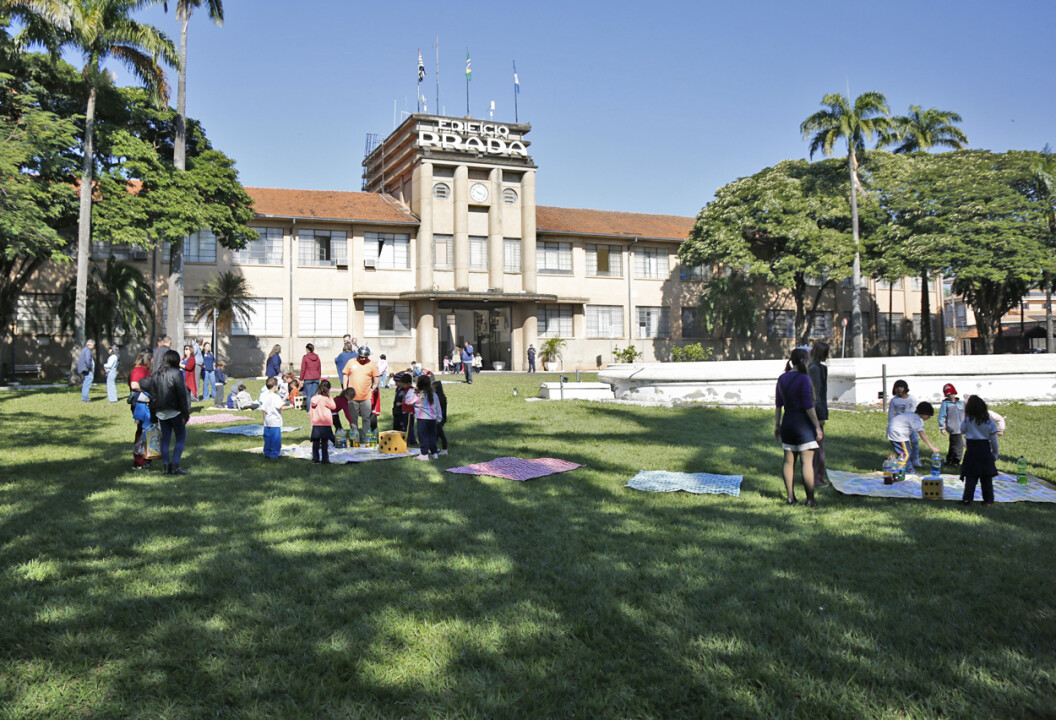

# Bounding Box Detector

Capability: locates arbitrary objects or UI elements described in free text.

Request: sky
[89,0,1056,218]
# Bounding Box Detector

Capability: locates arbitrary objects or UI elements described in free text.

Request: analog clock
[470,182,489,203]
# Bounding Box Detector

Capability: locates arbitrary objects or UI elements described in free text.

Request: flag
[418,50,425,83]
[513,61,520,94]
[465,49,471,81]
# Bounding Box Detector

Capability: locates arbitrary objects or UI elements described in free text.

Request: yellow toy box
[378,430,408,455]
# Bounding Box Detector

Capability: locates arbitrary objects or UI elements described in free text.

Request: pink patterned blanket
[446,457,582,481]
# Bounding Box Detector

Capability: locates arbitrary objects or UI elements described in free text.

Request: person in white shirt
[887,379,916,421]
[260,377,284,459]
[960,394,1000,505]
[887,401,940,471]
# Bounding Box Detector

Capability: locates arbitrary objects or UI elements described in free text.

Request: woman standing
[180,345,197,401]
[265,344,283,379]
[201,342,216,403]
[775,347,824,507]
[300,343,321,411]
[104,346,120,402]
[129,350,153,469]
[808,341,830,486]
[151,349,192,475]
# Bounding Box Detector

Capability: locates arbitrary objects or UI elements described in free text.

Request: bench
[14,363,43,379]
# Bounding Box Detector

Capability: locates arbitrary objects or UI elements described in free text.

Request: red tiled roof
[537,206,695,241]
[246,187,418,224]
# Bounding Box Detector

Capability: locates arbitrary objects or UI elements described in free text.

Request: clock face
[470,182,489,203]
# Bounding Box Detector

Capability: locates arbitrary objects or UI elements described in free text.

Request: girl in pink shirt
[406,374,441,460]
[309,379,338,464]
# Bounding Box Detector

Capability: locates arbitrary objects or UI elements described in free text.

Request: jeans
[263,426,282,458]
[379,371,388,389]
[464,362,473,383]
[160,416,187,466]
[106,369,118,402]
[202,370,215,400]
[351,398,372,442]
[81,372,93,402]
[417,418,438,456]
[303,380,319,411]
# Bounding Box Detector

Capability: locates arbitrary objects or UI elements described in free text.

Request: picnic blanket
[446,457,582,481]
[625,470,743,496]
[206,424,301,437]
[186,413,251,426]
[828,469,1056,503]
[243,441,416,463]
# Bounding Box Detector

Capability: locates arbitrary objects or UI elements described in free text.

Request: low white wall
[599,355,1056,406]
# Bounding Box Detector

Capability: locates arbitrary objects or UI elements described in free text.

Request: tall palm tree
[193,271,253,354]
[801,91,891,357]
[885,106,968,154]
[161,0,222,353]
[1033,145,1056,353]
[14,0,177,360]
[60,255,153,361]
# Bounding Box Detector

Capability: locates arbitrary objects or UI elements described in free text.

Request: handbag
[142,423,162,460]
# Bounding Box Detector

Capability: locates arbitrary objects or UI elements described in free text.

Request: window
[503,188,518,205]
[910,277,924,291]
[912,313,934,338]
[587,244,622,278]
[366,232,410,269]
[637,306,670,338]
[634,247,668,279]
[586,305,623,338]
[298,229,347,267]
[682,264,711,282]
[16,294,61,333]
[433,183,450,200]
[232,297,282,336]
[364,300,411,336]
[434,166,455,178]
[877,313,904,339]
[876,278,902,290]
[766,309,794,339]
[809,311,834,338]
[162,296,210,336]
[538,305,573,338]
[470,236,488,271]
[503,238,521,272]
[162,229,217,263]
[299,299,347,336]
[804,275,827,287]
[434,234,453,270]
[233,226,283,265]
[537,241,572,275]
[681,307,709,338]
[90,242,147,261]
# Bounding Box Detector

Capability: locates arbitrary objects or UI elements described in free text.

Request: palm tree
[60,255,153,362]
[801,91,891,358]
[193,271,254,354]
[885,106,968,154]
[161,0,222,353]
[14,0,177,360]
[1032,146,1056,353]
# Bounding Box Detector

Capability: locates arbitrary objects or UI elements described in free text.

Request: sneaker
[170,465,189,476]
[414,454,433,461]
[805,498,817,508]
[438,449,448,456]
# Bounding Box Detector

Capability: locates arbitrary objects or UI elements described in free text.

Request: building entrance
[439,303,512,371]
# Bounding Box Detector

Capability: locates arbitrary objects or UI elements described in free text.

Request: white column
[487,167,503,291]
[453,165,469,291]
[521,169,537,294]
[417,162,434,291]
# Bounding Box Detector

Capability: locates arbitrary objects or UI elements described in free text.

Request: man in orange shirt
[342,346,379,443]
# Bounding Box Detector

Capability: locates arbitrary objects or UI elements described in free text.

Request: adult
[774,347,823,507]
[461,340,474,384]
[451,347,461,374]
[151,349,191,475]
[265,344,283,379]
[342,345,379,443]
[807,341,830,487]
[300,343,322,411]
[527,344,537,373]
[201,342,216,403]
[334,341,357,379]
[103,345,120,402]
[152,336,172,374]
[129,349,153,469]
[181,345,197,401]
[77,339,95,402]
[192,337,204,399]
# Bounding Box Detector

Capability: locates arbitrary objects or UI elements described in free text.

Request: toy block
[378,430,407,454]
[921,477,943,500]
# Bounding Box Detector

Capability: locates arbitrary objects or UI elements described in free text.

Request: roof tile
[246,187,418,224]
[536,206,695,241]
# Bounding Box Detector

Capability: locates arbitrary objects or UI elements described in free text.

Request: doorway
[439,302,512,371]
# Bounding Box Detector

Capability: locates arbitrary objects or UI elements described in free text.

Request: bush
[671,343,714,362]
[612,345,643,363]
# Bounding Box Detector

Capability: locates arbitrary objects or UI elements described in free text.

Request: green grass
[1,374,1054,719]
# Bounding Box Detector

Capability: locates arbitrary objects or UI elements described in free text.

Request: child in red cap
[938,382,965,468]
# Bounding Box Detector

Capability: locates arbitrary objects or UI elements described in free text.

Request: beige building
[8,113,946,378]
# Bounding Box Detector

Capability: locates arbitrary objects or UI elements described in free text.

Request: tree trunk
[74,80,97,378]
[1046,272,1053,353]
[167,6,190,352]
[920,270,932,355]
[848,149,863,358]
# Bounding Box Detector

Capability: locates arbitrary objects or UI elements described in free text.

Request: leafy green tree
[193,270,253,352]
[694,272,757,339]
[14,0,177,358]
[681,159,860,345]
[884,106,968,154]
[1031,146,1056,353]
[161,0,223,351]
[59,255,153,363]
[801,91,892,357]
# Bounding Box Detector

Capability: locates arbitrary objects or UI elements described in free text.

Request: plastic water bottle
[882,454,895,484]
[1017,456,1028,484]
[930,452,942,478]
[897,455,908,482]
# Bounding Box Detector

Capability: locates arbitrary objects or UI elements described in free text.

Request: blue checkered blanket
[626,470,743,496]
[205,425,301,437]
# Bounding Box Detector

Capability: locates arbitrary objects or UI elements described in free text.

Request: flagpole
[435,35,439,115]
[465,46,471,116]
[513,60,519,123]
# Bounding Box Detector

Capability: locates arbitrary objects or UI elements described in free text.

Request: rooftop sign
[418,118,528,158]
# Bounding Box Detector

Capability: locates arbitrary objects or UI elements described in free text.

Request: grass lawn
[1,373,1054,719]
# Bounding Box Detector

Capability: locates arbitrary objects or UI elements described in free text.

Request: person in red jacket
[300,342,322,412]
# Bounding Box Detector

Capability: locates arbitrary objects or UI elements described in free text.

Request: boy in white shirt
[887,401,940,471]
[260,377,284,459]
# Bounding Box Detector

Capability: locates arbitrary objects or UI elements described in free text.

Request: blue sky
[93,0,1055,217]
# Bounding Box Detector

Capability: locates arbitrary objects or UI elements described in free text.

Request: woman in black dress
[808,341,830,486]
[775,348,824,506]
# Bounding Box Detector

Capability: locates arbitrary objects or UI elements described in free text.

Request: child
[332,387,355,431]
[392,373,415,444]
[434,377,449,455]
[309,379,337,464]
[938,382,965,468]
[235,383,258,410]
[260,376,284,459]
[213,361,227,408]
[442,355,451,374]
[376,354,389,390]
[408,374,441,460]
[888,379,916,420]
[960,395,1000,506]
[887,401,941,472]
